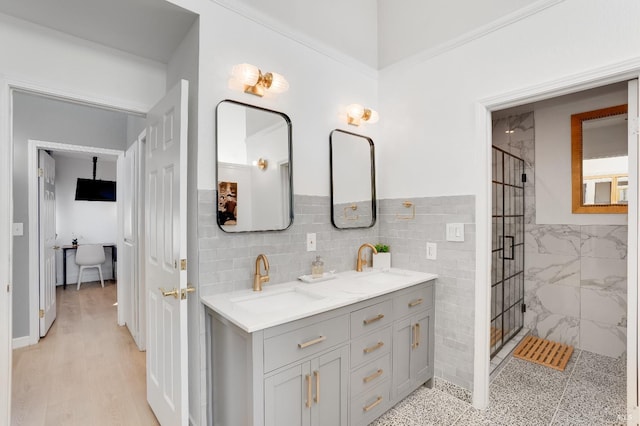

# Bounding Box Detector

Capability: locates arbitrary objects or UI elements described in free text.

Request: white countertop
[201,268,438,333]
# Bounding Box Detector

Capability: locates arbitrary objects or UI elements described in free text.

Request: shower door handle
[504,236,515,260]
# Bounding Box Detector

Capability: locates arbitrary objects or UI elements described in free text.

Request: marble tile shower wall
[525,224,627,357]
[378,196,476,391]
[197,192,378,296]
[493,111,627,358]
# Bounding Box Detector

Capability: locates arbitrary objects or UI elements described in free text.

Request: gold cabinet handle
[411,324,417,349]
[363,369,383,383]
[305,374,312,408]
[408,298,423,308]
[363,314,384,325]
[314,370,320,404]
[415,323,421,348]
[160,288,179,299]
[180,286,196,300]
[298,335,326,349]
[363,341,384,354]
[363,396,383,412]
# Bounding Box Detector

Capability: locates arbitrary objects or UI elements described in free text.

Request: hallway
[11,282,158,425]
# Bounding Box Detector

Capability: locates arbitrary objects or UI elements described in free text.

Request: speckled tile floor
[370,349,627,426]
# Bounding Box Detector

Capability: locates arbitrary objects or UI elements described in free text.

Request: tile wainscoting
[197,191,477,392]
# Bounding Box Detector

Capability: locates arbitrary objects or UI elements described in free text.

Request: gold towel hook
[396,201,415,220]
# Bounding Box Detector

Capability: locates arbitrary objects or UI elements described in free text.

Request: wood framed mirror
[571,104,628,214]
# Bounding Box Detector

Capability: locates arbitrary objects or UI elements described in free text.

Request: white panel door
[145,80,189,425]
[38,150,56,337]
[123,141,138,346]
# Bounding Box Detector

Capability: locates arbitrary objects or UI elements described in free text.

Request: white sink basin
[231,288,325,314]
[357,270,411,285]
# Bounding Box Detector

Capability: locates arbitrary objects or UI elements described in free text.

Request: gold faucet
[253,254,270,291]
[356,243,378,272]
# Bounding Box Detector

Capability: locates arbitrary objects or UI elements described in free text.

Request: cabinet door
[410,309,433,382]
[265,363,312,426]
[392,317,413,399]
[311,346,349,426]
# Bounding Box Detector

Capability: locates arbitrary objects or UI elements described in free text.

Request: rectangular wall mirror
[330,129,376,229]
[571,104,628,214]
[216,100,293,232]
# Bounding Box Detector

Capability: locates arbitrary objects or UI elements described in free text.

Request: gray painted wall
[12,92,131,338]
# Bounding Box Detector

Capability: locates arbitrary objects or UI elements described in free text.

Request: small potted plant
[372,244,391,270]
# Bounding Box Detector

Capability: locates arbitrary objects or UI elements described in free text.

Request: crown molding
[380,0,566,74]
[209,0,379,79]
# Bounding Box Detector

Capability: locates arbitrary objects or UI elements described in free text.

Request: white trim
[472,102,492,409]
[27,139,124,345]
[0,77,13,426]
[5,76,149,116]
[474,61,640,415]
[627,79,639,426]
[11,336,30,350]
[208,0,378,79]
[380,0,565,73]
[117,150,125,327]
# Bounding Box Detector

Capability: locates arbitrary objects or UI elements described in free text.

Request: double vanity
[202,267,437,426]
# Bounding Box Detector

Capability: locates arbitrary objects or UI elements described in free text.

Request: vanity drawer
[350,380,391,426]
[350,299,393,338]
[393,282,433,319]
[350,326,392,368]
[350,353,391,398]
[263,314,349,372]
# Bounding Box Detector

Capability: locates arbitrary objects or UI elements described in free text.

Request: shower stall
[491,146,525,358]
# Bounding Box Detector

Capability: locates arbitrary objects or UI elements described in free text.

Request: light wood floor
[11,281,159,425]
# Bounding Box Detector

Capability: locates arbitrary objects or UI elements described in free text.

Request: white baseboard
[12,335,31,349]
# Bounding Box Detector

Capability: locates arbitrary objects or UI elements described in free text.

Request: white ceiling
[0,0,197,63]
[0,0,543,68]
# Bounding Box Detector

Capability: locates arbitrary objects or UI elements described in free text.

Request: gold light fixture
[231,63,289,97]
[253,158,268,170]
[346,103,379,126]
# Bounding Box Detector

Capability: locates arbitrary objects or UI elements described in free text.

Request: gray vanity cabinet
[392,285,435,401]
[206,279,435,426]
[264,345,349,426]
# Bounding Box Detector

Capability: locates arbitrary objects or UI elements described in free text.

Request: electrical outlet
[426,242,437,260]
[306,233,317,251]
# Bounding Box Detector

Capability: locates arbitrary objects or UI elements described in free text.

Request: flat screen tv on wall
[74,178,117,202]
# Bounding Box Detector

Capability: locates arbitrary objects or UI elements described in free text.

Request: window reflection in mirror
[571,104,628,213]
[330,129,376,229]
[216,100,293,232]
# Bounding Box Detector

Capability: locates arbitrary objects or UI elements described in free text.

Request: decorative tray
[297,273,337,283]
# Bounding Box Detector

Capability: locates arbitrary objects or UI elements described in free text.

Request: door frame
[474,58,640,416]
[26,139,124,344]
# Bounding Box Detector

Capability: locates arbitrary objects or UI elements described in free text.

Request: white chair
[75,244,106,290]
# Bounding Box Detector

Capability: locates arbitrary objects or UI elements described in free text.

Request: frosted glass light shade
[366,109,379,124]
[232,63,260,86]
[268,72,289,94]
[347,104,365,119]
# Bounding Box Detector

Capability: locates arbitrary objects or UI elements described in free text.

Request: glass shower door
[491,146,525,358]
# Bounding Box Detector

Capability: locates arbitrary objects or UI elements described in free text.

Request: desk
[62,244,117,289]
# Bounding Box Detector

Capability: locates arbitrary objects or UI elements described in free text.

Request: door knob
[160,288,179,299]
[180,286,196,300]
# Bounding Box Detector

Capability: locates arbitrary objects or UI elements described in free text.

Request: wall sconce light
[346,103,379,126]
[252,158,268,170]
[231,63,289,97]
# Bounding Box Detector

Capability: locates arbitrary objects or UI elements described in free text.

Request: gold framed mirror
[571,104,628,214]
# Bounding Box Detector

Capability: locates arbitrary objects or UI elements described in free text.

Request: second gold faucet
[356,243,378,272]
[253,254,270,291]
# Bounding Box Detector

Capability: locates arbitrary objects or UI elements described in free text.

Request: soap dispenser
[311,256,324,278]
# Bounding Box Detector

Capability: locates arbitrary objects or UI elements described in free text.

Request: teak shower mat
[513,335,574,371]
